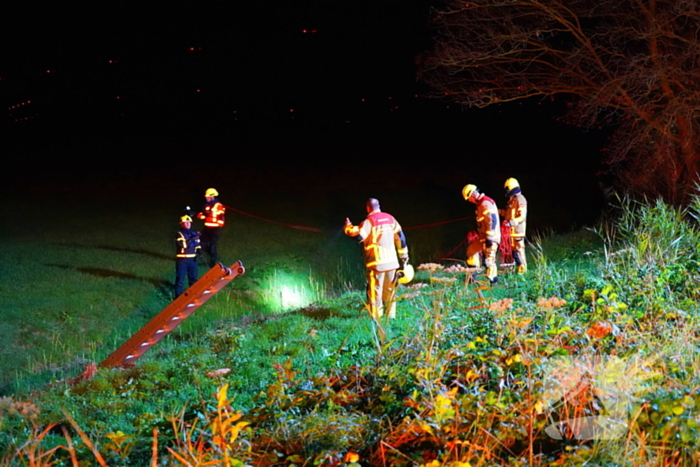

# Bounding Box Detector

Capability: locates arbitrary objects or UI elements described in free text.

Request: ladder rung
[98,261,245,369]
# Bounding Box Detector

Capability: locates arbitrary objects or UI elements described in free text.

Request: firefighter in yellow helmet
[344,198,409,320]
[197,188,226,266]
[462,184,501,284]
[500,177,528,273]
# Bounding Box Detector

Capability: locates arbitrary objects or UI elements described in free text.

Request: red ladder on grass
[99,261,246,368]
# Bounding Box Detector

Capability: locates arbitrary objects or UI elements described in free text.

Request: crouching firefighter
[344,198,409,320]
[462,184,501,285]
[500,177,527,273]
[175,215,201,297]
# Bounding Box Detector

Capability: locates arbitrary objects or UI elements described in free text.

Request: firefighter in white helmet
[344,198,409,320]
[175,215,201,297]
[500,177,528,273]
[197,188,226,266]
[462,184,501,284]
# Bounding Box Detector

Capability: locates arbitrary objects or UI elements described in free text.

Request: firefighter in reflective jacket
[197,188,226,266]
[175,215,201,297]
[344,198,409,320]
[462,184,501,284]
[500,177,528,274]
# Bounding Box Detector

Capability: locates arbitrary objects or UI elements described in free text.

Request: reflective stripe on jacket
[197,200,226,228]
[476,195,501,243]
[176,229,201,258]
[504,193,527,238]
[345,210,408,272]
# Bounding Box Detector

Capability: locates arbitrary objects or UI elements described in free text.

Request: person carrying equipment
[175,215,201,297]
[462,184,501,284]
[500,177,528,273]
[344,198,409,320]
[197,188,226,266]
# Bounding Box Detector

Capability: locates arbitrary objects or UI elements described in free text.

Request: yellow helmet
[462,184,478,200]
[180,215,193,223]
[398,264,414,284]
[504,178,520,191]
[205,188,219,197]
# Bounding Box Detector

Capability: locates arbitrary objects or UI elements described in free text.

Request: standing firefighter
[197,188,226,266]
[462,184,501,284]
[501,177,528,273]
[175,215,201,297]
[344,198,409,320]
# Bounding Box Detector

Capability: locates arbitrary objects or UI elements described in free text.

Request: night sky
[3,1,608,230]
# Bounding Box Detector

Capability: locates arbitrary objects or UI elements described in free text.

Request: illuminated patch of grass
[6,189,700,465]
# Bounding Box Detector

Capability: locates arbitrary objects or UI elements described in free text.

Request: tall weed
[598,195,700,316]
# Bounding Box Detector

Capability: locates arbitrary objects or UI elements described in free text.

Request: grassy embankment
[2,189,700,466]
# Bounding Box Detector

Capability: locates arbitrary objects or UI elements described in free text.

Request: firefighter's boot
[486,265,498,285]
[512,250,527,274]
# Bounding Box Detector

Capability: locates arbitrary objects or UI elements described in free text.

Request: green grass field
[0,171,473,396]
[3,179,700,466]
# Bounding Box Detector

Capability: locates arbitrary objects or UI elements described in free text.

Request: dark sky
[2,1,608,228]
[3,2,430,130]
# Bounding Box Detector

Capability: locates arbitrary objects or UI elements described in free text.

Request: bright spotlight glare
[262,270,323,312]
[280,285,305,309]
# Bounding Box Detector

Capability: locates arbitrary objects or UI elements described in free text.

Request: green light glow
[261,269,324,312]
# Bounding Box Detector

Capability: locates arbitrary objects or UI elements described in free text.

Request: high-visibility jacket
[176,228,201,258]
[344,209,408,272]
[503,192,527,238]
[475,195,501,243]
[197,199,226,228]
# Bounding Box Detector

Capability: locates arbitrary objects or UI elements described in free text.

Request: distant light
[290,108,294,112]
[196,89,201,92]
